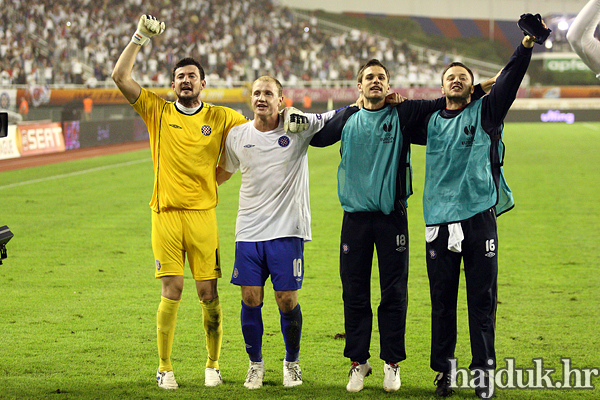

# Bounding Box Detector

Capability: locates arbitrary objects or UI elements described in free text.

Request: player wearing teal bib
[311,60,491,393]
[414,30,541,399]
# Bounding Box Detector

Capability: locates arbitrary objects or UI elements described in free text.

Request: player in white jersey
[567,0,600,78]
[218,76,334,389]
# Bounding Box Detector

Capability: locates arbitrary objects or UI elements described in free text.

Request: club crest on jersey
[278,136,290,147]
[201,125,212,136]
[156,260,162,271]
[429,249,437,259]
[233,267,239,279]
[342,243,350,254]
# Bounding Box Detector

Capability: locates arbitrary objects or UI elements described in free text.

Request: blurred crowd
[0,0,465,88]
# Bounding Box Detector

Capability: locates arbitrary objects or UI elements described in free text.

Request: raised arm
[481,35,534,128]
[111,15,165,103]
[112,42,143,103]
[566,0,600,77]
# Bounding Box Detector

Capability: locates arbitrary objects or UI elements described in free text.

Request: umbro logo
[464,125,475,136]
[462,125,475,147]
[396,246,406,252]
[169,124,183,129]
[485,251,496,258]
[243,144,255,148]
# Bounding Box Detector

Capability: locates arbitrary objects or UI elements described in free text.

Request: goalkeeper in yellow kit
[112,15,247,389]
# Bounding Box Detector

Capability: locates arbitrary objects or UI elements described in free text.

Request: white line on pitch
[583,123,600,131]
[0,158,151,191]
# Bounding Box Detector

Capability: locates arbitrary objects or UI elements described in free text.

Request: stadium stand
[409,16,524,49]
[0,0,503,89]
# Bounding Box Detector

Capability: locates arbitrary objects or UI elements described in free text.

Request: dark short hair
[357,59,390,83]
[172,58,205,81]
[440,62,474,85]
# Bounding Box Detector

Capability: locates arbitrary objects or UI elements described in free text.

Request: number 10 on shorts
[293,258,303,278]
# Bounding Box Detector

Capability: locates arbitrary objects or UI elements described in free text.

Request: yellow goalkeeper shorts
[151,208,222,281]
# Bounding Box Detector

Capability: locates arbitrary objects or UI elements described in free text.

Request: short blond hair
[253,76,283,97]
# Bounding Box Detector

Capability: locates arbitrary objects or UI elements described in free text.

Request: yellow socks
[156,296,222,371]
[157,296,180,372]
[200,297,223,369]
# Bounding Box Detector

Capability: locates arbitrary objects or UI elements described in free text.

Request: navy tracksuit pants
[340,207,409,364]
[426,208,499,372]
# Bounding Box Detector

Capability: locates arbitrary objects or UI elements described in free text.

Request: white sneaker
[346,361,372,392]
[156,370,178,389]
[383,362,401,392]
[205,367,223,387]
[283,360,303,387]
[244,360,265,389]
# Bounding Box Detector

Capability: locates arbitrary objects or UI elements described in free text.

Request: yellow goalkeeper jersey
[132,88,247,212]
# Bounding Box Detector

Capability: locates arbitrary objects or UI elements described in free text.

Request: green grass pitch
[0,122,599,399]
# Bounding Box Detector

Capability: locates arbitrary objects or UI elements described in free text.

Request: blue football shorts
[231,237,304,291]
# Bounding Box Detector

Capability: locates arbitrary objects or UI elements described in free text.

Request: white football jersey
[220,111,335,242]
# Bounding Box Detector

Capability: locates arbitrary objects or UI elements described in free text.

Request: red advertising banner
[17,122,65,156]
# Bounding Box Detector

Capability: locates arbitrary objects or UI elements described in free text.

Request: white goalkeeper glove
[131,15,165,46]
[283,107,309,134]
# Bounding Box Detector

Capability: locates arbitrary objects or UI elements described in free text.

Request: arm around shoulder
[309,107,356,147]
[479,70,501,94]
[216,166,234,185]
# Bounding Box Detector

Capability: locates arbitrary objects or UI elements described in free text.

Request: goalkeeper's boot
[156,370,178,389]
[204,367,223,387]
[383,362,401,392]
[244,360,265,389]
[283,360,303,387]
[346,361,372,392]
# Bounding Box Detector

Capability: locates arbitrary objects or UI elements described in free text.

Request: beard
[446,92,470,102]
[177,89,199,106]
[445,85,472,103]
